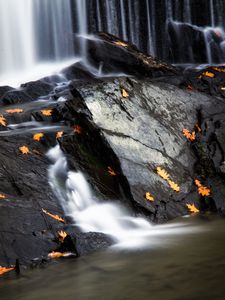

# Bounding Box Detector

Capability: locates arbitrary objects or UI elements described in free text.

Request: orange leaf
[194,179,211,196]
[213,67,225,73]
[48,252,67,259]
[121,89,129,98]
[186,203,200,213]
[145,192,154,202]
[42,208,65,223]
[19,146,29,154]
[41,109,52,116]
[58,231,68,243]
[0,193,6,199]
[108,166,117,176]
[33,133,44,141]
[198,71,215,78]
[0,266,14,276]
[0,115,7,127]
[73,125,82,134]
[182,128,196,141]
[156,167,170,180]
[56,131,64,139]
[221,87,225,91]
[5,108,23,114]
[167,180,180,192]
[195,124,202,133]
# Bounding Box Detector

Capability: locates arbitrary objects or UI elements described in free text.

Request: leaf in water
[58,231,68,243]
[186,203,200,213]
[0,194,6,199]
[73,125,82,134]
[0,115,7,127]
[56,131,64,139]
[167,180,180,192]
[33,133,44,141]
[156,167,170,180]
[182,128,196,141]
[41,109,52,116]
[108,166,117,176]
[19,146,29,154]
[5,108,23,114]
[42,208,65,223]
[145,192,154,202]
[0,266,14,276]
[121,89,129,98]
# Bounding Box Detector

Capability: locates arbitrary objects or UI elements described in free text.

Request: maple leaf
[156,167,170,180]
[186,203,200,213]
[41,109,52,116]
[73,125,82,134]
[58,231,68,243]
[167,180,180,192]
[0,194,6,199]
[108,166,117,176]
[33,133,44,141]
[0,115,7,127]
[121,89,129,98]
[0,266,14,276]
[19,146,29,154]
[56,131,64,139]
[5,108,23,114]
[182,128,196,141]
[42,208,65,223]
[145,192,154,202]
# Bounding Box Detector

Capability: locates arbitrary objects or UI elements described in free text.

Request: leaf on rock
[0,193,6,199]
[108,166,117,176]
[48,251,69,259]
[114,41,128,47]
[19,146,29,154]
[195,124,202,133]
[156,167,170,180]
[167,180,180,192]
[41,109,52,116]
[194,179,211,196]
[198,71,215,79]
[221,87,225,91]
[0,266,14,276]
[56,131,64,139]
[0,115,7,127]
[121,89,129,98]
[32,149,42,156]
[145,192,154,202]
[42,208,65,223]
[186,203,200,213]
[58,231,68,243]
[5,108,23,114]
[182,128,196,141]
[33,133,44,141]
[213,67,225,73]
[73,125,82,134]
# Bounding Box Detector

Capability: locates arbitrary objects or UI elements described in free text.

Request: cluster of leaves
[156,167,180,192]
[195,179,211,196]
[42,208,65,223]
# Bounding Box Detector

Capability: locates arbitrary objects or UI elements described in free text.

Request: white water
[47,145,198,249]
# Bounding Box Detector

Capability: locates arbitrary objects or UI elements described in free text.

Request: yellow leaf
[121,89,129,98]
[194,179,211,196]
[0,115,7,127]
[186,203,200,213]
[58,231,68,243]
[42,208,65,223]
[198,71,215,78]
[156,167,170,180]
[19,146,29,154]
[145,192,154,202]
[41,109,52,116]
[0,266,14,276]
[114,41,128,47]
[0,194,6,199]
[167,180,180,192]
[221,87,225,91]
[56,131,64,139]
[33,133,44,141]
[108,166,117,176]
[5,108,23,114]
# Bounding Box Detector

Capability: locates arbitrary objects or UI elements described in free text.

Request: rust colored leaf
[0,115,7,127]
[145,192,154,202]
[41,109,52,116]
[19,146,29,154]
[73,125,82,134]
[33,133,44,141]
[0,266,14,276]
[108,166,117,176]
[194,179,211,196]
[182,128,196,141]
[186,203,200,213]
[42,208,65,223]
[58,231,68,243]
[156,167,170,180]
[167,180,180,192]
[121,89,129,98]
[56,131,64,139]
[5,108,23,114]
